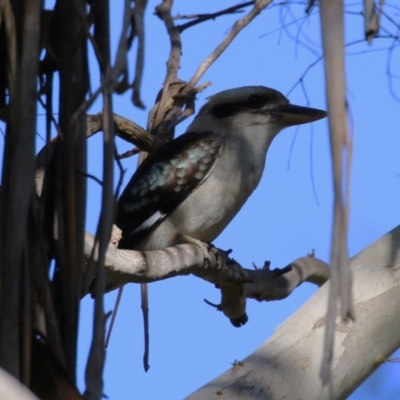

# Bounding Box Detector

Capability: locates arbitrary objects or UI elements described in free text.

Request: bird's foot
[180,235,219,269]
[207,243,223,269]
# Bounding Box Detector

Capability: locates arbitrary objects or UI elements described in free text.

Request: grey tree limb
[185,225,400,400]
[84,226,330,325]
[0,367,39,400]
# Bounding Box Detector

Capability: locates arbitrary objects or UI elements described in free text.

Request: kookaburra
[116,86,327,257]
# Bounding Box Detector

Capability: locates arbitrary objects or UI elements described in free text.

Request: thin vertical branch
[85,0,114,398]
[113,0,134,91]
[105,286,123,348]
[132,0,148,109]
[363,0,381,43]
[319,0,354,386]
[55,0,89,380]
[1,0,17,97]
[21,246,31,387]
[141,283,150,371]
[152,0,183,134]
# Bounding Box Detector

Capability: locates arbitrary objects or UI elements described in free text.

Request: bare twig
[187,0,273,88]
[35,112,156,197]
[71,84,105,124]
[84,1,114,395]
[176,1,255,33]
[147,0,273,141]
[363,0,381,43]
[105,286,124,349]
[132,0,148,108]
[87,112,160,151]
[75,0,104,70]
[113,0,134,91]
[152,0,183,135]
[141,284,150,371]
[116,147,140,160]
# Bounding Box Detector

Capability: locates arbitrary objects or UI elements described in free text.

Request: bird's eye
[247,94,263,108]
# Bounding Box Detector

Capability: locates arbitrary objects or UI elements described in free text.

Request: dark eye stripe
[210,92,287,119]
[211,97,268,118]
[211,102,246,118]
[203,86,288,119]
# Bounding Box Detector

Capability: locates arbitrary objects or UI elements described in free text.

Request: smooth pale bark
[186,225,400,400]
[0,368,39,400]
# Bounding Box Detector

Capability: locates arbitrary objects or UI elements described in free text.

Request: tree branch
[185,225,400,399]
[152,0,183,136]
[187,0,273,88]
[84,226,329,326]
[35,112,158,197]
[87,112,160,151]
[147,0,273,140]
[131,0,148,108]
[175,1,255,33]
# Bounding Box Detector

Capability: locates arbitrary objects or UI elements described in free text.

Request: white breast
[137,122,281,250]
[163,132,268,244]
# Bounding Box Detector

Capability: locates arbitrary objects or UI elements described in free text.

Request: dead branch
[187,0,273,88]
[131,0,148,109]
[146,0,273,142]
[84,226,329,325]
[113,0,133,93]
[35,112,158,197]
[175,1,254,33]
[87,112,160,151]
[363,0,381,43]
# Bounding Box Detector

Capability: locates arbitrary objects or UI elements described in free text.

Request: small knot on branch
[230,314,248,328]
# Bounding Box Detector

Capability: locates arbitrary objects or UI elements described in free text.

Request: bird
[116,85,327,259]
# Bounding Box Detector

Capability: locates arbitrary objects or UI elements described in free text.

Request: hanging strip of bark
[84,0,113,398]
[54,0,89,381]
[0,0,41,378]
[319,0,354,386]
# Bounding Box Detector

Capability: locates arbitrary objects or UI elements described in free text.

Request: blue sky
[3,0,400,398]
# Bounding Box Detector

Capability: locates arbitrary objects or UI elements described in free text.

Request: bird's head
[188,86,327,139]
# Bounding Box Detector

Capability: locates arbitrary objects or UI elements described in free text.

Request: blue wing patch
[116,131,223,249]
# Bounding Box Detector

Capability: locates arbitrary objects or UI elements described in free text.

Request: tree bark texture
[186,225,400,400]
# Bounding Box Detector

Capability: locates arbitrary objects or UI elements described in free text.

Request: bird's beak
[270,104,327,126]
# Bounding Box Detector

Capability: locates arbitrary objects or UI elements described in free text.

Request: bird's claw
[199,241,212,268]
[180,235,217,269]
